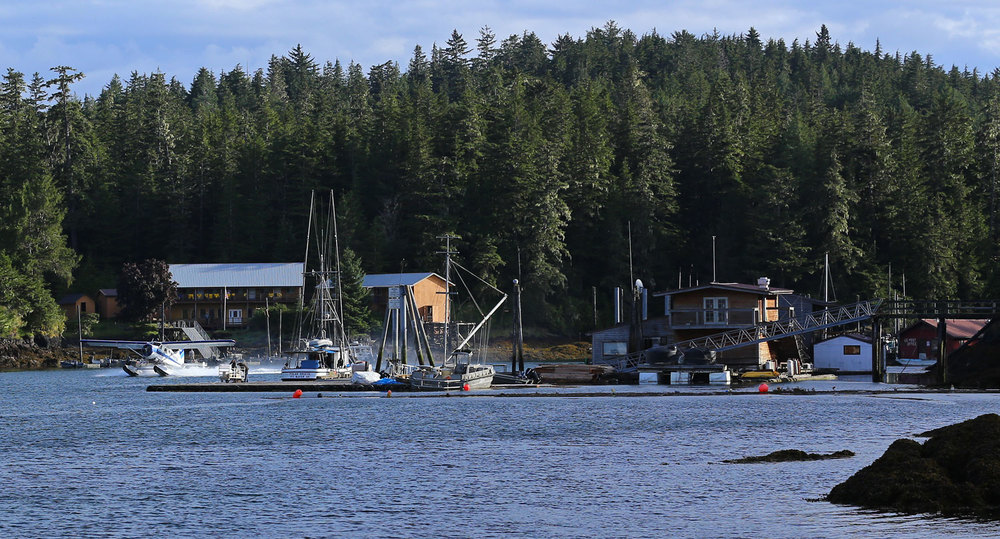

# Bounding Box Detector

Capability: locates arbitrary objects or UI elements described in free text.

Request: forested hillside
[2,22,999,336]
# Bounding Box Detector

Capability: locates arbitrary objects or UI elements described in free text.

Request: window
[603,342,627,356]
[703,297,728,324]
[843,345,861,355]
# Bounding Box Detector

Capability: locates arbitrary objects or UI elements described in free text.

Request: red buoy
[462,383,470,391]
[293,389,303,398]
[758,383,769,393]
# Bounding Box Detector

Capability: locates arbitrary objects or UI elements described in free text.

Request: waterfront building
[593,278,828,369]
[898,318,989,362]
[813,333,873,373]
[168,263,304,330]
[362,272,447,323]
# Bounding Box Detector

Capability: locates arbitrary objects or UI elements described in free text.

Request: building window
[844,345,861,355]
[703,297,728,324]
[603,342,627,356]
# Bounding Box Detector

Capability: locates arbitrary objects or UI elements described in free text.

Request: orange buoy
[386,390,392,398]
[758,383,769,393]
[462,383,470,391]
[293,389,303,398]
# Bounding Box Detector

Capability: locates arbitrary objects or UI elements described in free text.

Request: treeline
[2,22,1000,337]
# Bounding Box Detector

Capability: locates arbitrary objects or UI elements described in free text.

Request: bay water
[2,369,1000,538]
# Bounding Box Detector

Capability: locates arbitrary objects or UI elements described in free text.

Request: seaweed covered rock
[724,449,854,464]
[828,414,1000,518]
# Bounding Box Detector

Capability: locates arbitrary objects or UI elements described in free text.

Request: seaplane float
[80,339,236,377]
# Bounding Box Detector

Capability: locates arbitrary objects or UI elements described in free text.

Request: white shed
[813,334,872,373]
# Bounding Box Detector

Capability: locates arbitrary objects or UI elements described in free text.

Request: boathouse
[168,263,304,330]
[898,319,989,363]
[363,273,448,323]
[58,293,96,321]
[813,333,872,374]
[653,279,796,368]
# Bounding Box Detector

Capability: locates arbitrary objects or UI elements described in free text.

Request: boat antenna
[712,235,717,283]
[628,221,634,294]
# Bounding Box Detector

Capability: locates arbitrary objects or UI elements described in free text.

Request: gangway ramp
[673,299,883,352]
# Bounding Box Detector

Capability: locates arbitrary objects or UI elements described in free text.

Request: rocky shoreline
[0,337,78,370]
[828,413,1000,519]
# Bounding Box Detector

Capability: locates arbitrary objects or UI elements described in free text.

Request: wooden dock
[147,381,548,392]
[147,380,407,392]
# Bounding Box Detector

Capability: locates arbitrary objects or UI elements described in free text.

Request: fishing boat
[406,235,505,390]
[280,190,377,382]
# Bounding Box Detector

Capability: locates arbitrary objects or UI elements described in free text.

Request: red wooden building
[898,319,988,361]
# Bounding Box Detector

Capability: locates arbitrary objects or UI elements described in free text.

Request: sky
[3,0,1000,97]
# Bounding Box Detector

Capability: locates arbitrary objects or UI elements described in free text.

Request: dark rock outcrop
[724,449,854,464]
[828,414,1000,518]
[0,338,73,370]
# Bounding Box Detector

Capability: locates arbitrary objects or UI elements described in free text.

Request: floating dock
[147,380,547,392]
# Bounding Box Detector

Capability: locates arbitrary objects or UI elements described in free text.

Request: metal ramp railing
[673,299,883,352]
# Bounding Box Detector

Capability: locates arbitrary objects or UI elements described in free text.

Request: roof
[363,272,445,288]
[816,333,873,345]
[653,282,793,297]
[169,263,304,288]
[98,289,117,297]
[57,293,92,305]
[904,319,990,340]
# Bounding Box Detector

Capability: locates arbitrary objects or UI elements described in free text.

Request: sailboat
[408,235,506,390]
[281,190,376,382]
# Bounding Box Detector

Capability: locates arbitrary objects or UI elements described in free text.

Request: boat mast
[330,190,347,356]
[296,190,316,346]
[439,234,457,359]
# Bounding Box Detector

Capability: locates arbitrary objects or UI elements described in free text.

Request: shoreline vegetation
[4,23,1000,344]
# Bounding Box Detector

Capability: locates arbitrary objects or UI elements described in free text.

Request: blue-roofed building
[168,263,304,329]
[362,272,447,323]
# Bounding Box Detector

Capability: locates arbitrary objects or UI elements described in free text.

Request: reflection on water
[1,369,999,538]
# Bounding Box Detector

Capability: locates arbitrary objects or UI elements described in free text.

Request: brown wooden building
[58,293,96,321]
[656,279,795,367]
[96,289,121,319]
[592,278,806,368]
[363,272,448,323]
[168,263,304,329]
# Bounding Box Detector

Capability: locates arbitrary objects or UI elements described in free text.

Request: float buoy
[462,383,470,391]
[386,390,392,398]
[293,389,303,398]
[758,383,769,393]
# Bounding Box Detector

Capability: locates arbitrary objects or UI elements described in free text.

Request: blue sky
[3,0,1000,97]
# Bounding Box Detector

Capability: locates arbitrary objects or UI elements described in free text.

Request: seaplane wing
[81,339,236,350]
[80,339,149,350]
[159,340,236,350]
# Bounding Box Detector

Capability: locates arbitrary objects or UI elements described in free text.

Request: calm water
[2,369,1000,538]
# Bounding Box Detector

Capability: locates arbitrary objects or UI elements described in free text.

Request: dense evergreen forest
[2,22,1000,337]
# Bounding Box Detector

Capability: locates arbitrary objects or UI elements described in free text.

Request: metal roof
[653,282,794,297]
[169,263,304,288]
[57,293,91,305]
[363,272,445,288]
[907,319,990,340]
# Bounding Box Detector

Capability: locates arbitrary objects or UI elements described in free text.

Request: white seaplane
[81,339,236,377]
